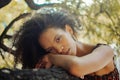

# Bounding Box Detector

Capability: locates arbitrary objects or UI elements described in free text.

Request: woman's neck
[76,41,95,57]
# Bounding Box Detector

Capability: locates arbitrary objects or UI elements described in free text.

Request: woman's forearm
[48,54,85,77]
[48,54,76,70]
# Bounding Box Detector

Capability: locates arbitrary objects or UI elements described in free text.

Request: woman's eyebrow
[54,34,59,41]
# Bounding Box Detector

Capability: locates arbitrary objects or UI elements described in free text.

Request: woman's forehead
[42,28,64,36]
[41,28,57,39]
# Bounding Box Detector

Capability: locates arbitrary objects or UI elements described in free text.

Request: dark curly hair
[14,7,81,69]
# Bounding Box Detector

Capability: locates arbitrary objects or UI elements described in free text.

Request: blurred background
[0,0,120,72]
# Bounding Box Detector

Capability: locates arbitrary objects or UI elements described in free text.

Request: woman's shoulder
[82,43,107,54]
[93,43,107,50]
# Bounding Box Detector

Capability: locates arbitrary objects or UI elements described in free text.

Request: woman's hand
[42,54,53,69]
[35,54,53,69]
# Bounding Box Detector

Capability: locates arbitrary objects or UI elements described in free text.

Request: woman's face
[38,25,77,56]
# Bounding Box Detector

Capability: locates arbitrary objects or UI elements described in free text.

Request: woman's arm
[48,45,114,77]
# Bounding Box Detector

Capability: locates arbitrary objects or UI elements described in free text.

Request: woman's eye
[47,49,52,52]
[47,48,56,53]
[56,36,61,43]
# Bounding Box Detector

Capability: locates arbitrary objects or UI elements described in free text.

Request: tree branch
[0,13,30,44]
[4,35,12,39]
[0,43,15,54]
[25,0,59,10]
[0,0,11,8]
[0,67,82,80]
[104,10,115,25]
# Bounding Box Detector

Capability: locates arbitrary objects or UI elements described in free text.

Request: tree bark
[0,67,81,80]
[25,0,59,10]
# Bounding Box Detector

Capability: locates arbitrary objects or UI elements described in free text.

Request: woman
[14,7,119,80]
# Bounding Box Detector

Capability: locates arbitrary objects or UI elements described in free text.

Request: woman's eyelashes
[46,48,57,53]
[46,48,53,53]
[56,35,61,43]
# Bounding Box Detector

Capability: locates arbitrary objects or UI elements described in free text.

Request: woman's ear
[65,24,73,35]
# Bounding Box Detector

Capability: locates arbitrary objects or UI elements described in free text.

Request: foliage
[55,0,120,54]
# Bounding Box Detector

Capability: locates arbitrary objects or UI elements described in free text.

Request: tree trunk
[0,67,81,80]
